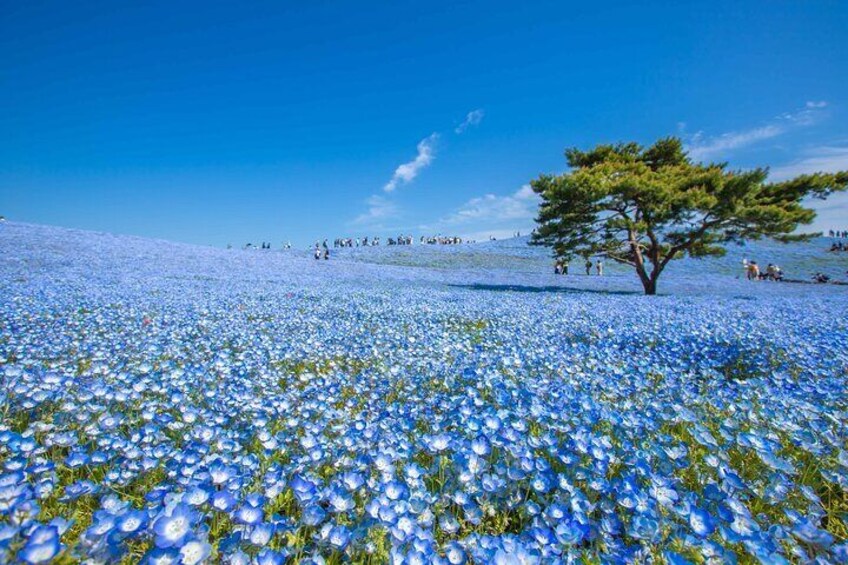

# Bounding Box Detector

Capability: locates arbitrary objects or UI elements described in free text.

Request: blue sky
[2,0,847,247]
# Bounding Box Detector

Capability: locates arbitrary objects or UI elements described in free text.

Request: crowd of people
[329,235,467,248]
[314,244,330,260]
[742,259,784,281]
[553,258,604,276]
[334,236,384,247]
[827,229,848,252]
[237,242,277,250]
[308,234,465,260]
[422,235,464,245]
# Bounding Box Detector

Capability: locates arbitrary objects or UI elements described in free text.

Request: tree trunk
[642,277,657,295]
[643,262,664,295]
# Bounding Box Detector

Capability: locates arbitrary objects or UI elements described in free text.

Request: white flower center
[165,516,188,538]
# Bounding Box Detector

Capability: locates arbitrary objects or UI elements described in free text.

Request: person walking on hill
[747,261,760,280]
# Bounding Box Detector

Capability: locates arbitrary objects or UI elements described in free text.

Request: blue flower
[302,504,327,526]
[18,526,61,564]
[152,504,200,549]
[234,503,264,526]
[327,525,351,550]
[255,548,288,565]
[248,523,274,546]
[791,519,834,549]
[444,541,466,564]
[290,475,318,504]
[211,490,237,512]
[142,548,181,565]
[688,506,715,537]
[60,480,98,501]
[179,540,212,564]
[116,510,149,537]
[555,517,588,545]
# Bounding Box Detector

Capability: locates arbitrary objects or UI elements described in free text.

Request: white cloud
[443,184,539,225]
[417,184,540,238]
[765,144,848,233]
[383,133,438,192]
[768,145,848,181]
[455,109,485,134]
[352,194,399,226]
[687,125,783,161]
[685,101,828,161]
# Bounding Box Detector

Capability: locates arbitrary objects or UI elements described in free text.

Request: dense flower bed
[1,222,847,564]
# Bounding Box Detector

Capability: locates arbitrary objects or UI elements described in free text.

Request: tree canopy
[530,137,848,294]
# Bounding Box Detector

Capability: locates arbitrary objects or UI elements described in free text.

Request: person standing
[747,261,759,280]
[562,260,569,275]
[596,260,604,276]
[585,258,593,275]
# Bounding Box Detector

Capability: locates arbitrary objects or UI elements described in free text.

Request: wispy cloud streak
[455,109,485,134]
[383,133,438,192]
[686,101,828,161]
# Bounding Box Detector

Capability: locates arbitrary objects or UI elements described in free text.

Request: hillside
[1,220,847,563]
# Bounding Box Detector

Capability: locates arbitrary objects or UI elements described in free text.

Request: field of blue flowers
[1,221,847,564]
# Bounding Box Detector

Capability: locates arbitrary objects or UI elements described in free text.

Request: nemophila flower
[248,523,274,546]
[832,544,848,562]
[326,524,351,550]
[209,462,235,485]
[555,517,588,546]
[211,490,237,512]
[426,433,452,453]
[302,504,327,526]
[179,539,212,564]
[18,525,62,564]
[86,510,117,538]
[0,523,20,545]
[438,513,460,535]
[65,450,90,468]
[629,514,660,541]
[221,550,250,565]
[116,509,149,536]
[184,485,212,506]
[688,506,715,537]
[493,541,541,565]
[152,504,200,549]
[404,463,426,481]
[290,475,318,503]
[384,480,408,501]
[142,548,181,565]
[10,500,41,527]
[234,502,264,526]
[255,548,288,565]
[60,480,98,501]
[4,224,848,562]
[328,487,355,512]
[791,519,834,549]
